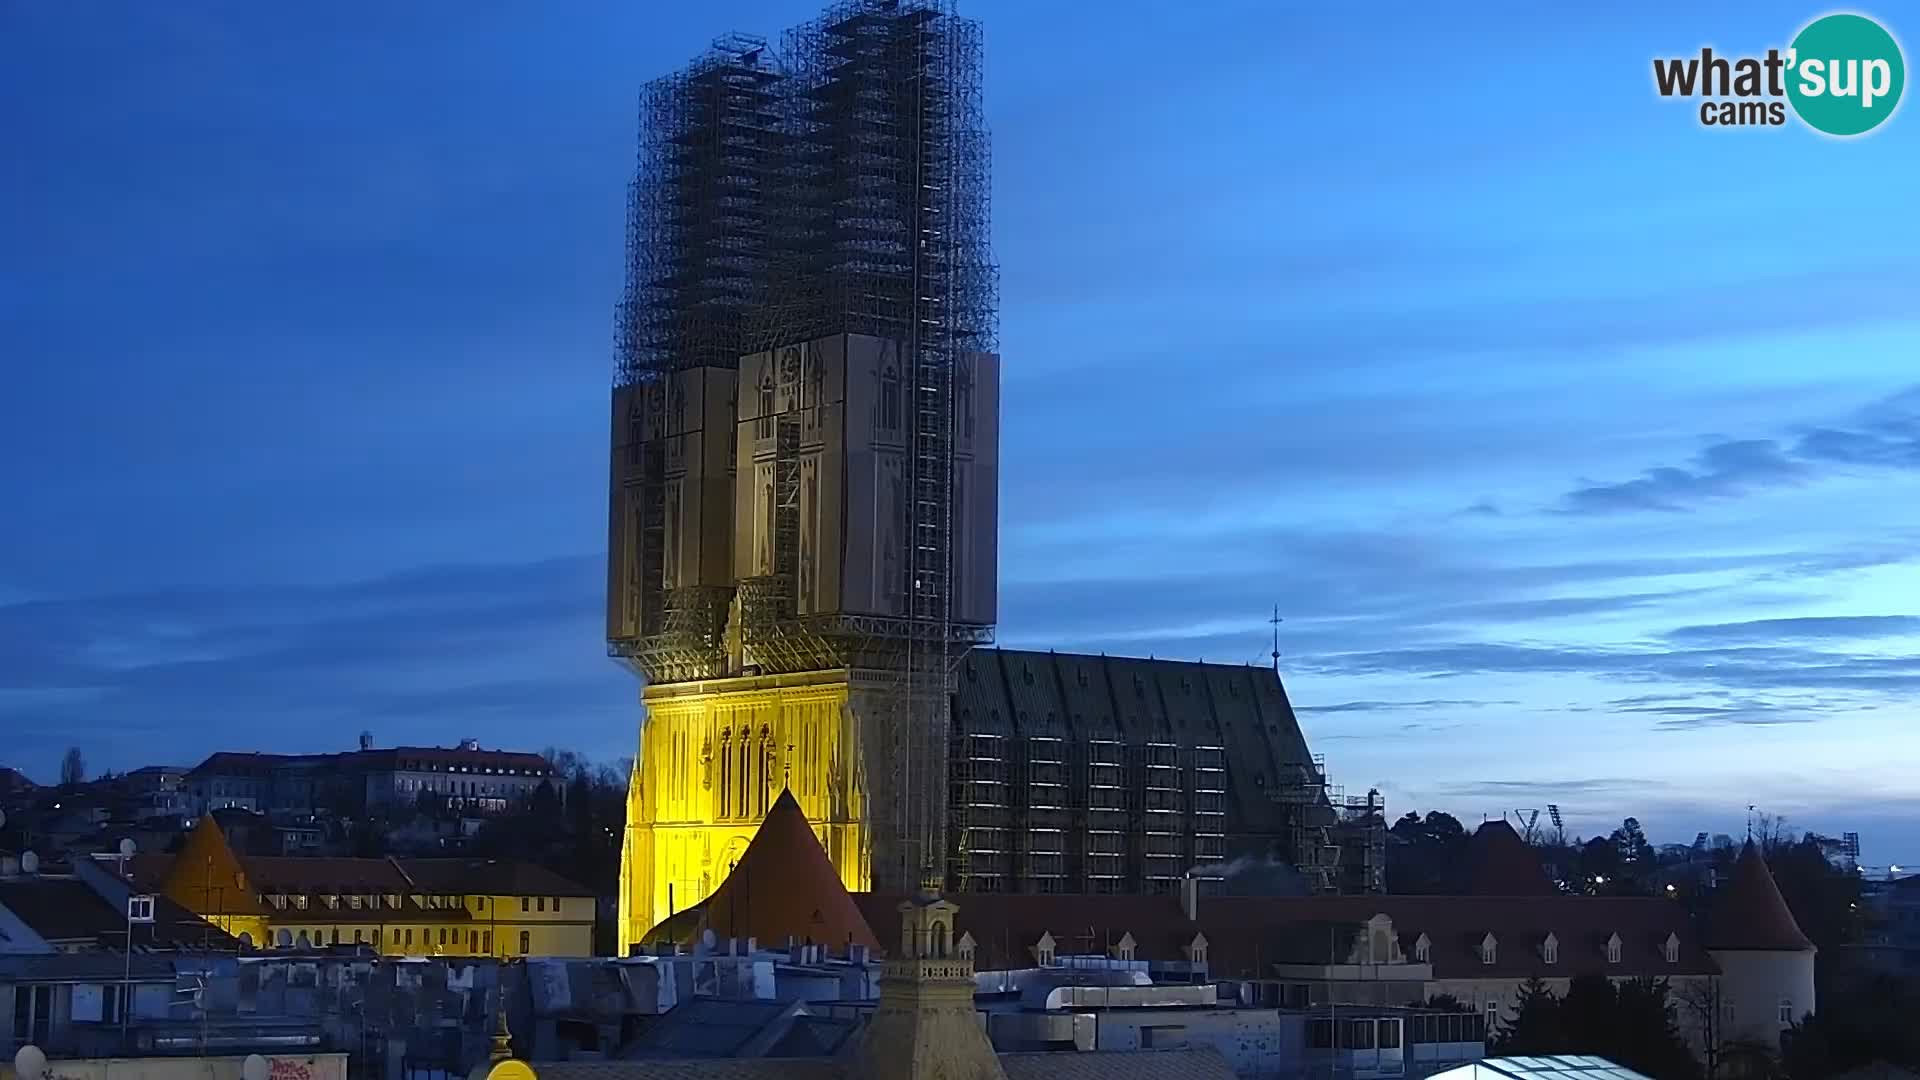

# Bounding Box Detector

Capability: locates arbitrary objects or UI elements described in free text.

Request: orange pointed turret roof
[700,789,878,951]
[162,815,270,917]
[1706,841,1813,951]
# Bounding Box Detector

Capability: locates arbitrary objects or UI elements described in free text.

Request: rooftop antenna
[1747,804,1755,843]
[1269,606,1284,673]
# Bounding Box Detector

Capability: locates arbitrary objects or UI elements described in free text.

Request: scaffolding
[610,0,997,898]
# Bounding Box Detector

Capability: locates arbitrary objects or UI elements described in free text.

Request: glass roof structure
[1428,1056,1655,1080]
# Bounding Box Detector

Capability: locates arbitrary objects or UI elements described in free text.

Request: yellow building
[619,668,881,954]
[144,817,596,957]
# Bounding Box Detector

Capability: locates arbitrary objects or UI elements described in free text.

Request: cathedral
[607,0,1345,955]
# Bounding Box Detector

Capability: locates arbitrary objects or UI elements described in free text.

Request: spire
[1706,840,1814,952]
[698,788,878,950]
[853,893,1005,1080]
[161,815,269,918]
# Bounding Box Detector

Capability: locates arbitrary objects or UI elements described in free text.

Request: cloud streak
[1560,386,1920,514]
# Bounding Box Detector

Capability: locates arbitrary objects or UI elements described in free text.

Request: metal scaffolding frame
[610,0,996,898]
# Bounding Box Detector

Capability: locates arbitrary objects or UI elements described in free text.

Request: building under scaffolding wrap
[610,2,1370,955]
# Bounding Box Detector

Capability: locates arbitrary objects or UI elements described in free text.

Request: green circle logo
[1787,13,1905,136]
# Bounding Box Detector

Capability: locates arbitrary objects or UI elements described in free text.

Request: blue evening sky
[4,3,1917,860]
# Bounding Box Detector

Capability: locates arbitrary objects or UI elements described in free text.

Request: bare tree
[60,746,86,786]
[1754,812,1795,855]
[1676,976,1724,1079]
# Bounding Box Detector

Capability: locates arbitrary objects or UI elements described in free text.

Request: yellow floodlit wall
[619,668,869,953]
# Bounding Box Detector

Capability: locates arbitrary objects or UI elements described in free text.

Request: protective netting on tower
[610,1,996,896]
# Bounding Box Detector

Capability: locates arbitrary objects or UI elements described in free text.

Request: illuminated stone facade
[620,668,872,952]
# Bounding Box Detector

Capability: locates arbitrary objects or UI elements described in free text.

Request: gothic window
[881,365,900,431]
[958,360,975,439]
[760,726,774,813]
[1606,933,1622,964]
[1543,933,1559,965]
[719,730,733,816]
[737,732,751,819]
[1665,933,1680,964]
[757,370,775,439]
[1480,934,1497,965]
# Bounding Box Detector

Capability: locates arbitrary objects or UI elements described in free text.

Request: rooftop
[1704,841,1815,952]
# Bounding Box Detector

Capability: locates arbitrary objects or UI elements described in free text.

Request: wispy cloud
[1666,615,1920,645]
[1559,386,1920,514]
[1297,698,1513,713]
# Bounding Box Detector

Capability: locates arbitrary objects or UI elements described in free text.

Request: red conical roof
[700,789,878,951]
[1706,841,1814,951]
[1465,820,1557,896]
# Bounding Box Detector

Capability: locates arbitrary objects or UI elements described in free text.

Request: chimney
[359,731,374,752]
[1180,873,1200,922]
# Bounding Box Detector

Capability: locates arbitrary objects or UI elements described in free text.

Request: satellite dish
[20,851,39,874]
[120,838,137,857]
[242,1054,270,1080]
[15,1045,49,1080]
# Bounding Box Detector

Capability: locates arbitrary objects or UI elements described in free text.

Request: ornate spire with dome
[852,892,1006,1080]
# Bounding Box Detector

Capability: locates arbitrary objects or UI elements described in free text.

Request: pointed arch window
[880,365,900,431]
[757,370,775,439]
[737,730,751,819]
[1606,933,1623,965]
[1480,933,1498,966]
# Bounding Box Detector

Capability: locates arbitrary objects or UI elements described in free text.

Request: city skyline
[3,1,1917,858]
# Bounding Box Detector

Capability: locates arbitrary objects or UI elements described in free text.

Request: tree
[1387,810,1472,894]
[1676,977,1727,1079]
[1494,976,1565,1055]
[1780,974,1920,1077]
[1613,816,1655,868]
[60,746,86,786]
[1506,973,1701,1080]
[1766,837,1863,961]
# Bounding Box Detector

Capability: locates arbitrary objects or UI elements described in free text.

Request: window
[1665,933,1681,963]
[483,930,493,954]
[1606,933,1622,964]
[439,928,448,946]
[1377,1018,1401,1049]
[13,984,52,1044]
[470,931,479,952]
[1414,933,1431,964]
[405,929,413,946]
[522,897,530,912]
[537,897,546,912]
[1486,1000,1500,1030]
[330,928,340,945]
[1779,998,1794,1024]
[551,897,561,913]
[101,984,126,1025]
[1543,933,1559,965]
[1480,934,1497,965]
[520,930,531,954]
[393,928,401,944]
